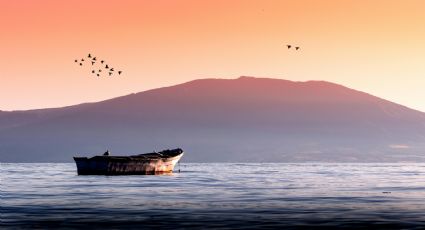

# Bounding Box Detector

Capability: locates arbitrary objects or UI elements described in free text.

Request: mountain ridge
[2,76,424,114]
[1,76,424,162]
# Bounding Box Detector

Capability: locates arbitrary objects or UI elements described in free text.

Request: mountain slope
[1,76,425,162]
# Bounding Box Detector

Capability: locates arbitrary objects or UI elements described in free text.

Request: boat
[73,148,184,175]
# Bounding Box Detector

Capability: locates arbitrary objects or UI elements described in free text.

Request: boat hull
[74,152,183,175]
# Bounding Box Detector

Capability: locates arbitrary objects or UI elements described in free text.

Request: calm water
[1,163,425,229]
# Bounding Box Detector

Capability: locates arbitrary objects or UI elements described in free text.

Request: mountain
[1,76,425,162]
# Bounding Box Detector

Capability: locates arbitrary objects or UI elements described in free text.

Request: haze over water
[2,163,425,229]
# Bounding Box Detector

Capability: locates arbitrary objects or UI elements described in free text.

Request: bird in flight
[92,70,95,73]
[287,45,291,49]
[110,68,114,71]
[74,59,78,62]
[92,57,97,61]
[105,64,109,69]
[295,47,300,50]
[101,60,104,64]
[79,63,83,66]
[91,61,95,65]
[88,54,92,58]
[109,72,113,76]
[118,71,122,75]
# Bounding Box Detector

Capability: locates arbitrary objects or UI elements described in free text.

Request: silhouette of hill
[1,76,425,162]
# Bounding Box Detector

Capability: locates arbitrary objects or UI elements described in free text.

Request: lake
[1,163,425,229]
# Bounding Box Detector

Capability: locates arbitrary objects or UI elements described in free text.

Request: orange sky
[1,0,424,111]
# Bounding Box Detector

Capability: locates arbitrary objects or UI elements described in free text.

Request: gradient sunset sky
[1,0,424,111]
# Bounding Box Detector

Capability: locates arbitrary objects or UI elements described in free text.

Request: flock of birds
[74,54,122,77]
[286,44,300,50]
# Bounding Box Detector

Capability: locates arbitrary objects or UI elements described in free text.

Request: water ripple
[2,163,425,228]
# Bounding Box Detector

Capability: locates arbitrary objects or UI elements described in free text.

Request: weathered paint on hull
[74,153,183,175]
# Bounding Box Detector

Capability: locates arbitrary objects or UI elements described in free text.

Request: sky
[1,0,424,112]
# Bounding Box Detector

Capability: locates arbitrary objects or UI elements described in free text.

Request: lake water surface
[2,163,425,229]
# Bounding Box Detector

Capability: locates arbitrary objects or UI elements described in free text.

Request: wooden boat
[73,148,184,175]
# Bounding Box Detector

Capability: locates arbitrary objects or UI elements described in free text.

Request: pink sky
[1,0,424,112]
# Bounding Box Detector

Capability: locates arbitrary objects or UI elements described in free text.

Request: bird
[110,68,114,71]
[109,72,113,76]
[101,60,104,64]
[79,63,83,66]
[98,69,102,72]
[118,71,122,75]
[92,57,97,61]
[295,46,300,50]
[105,64,109,69]
[92,70,95,73]
[97,74,100,77]
[287,45,291,49]
[91,61,95,65]
[88,54,92,58]
[74,59,78,63]
[81,58,84,62]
